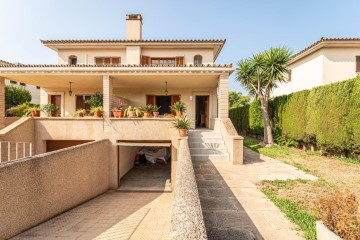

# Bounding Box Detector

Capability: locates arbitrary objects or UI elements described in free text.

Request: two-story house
[0,14,241,192]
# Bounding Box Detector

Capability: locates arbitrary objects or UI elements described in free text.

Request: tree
[5,85,32,107]
[229,91,250,108]
[235,47,292,145]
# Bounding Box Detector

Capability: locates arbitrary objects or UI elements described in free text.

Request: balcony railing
[0,141,32,163]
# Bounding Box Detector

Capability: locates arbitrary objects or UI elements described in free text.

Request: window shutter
[171,95,181,115]
[356,56,360,72]
[141,56,150,65]
[95,58,103,65]
[175,57,184,66]
[112,57,120,65]
[146,95,156,105]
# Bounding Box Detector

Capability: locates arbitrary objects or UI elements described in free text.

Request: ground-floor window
[146,95,180,115]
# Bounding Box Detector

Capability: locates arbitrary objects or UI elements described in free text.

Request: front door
[196,96,210,128]
[50,95,62,117]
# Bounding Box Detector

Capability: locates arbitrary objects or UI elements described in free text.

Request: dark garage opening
[117,142,172,192]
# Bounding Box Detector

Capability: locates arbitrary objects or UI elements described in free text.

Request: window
[95,57,121,65]
[36,86,40,89]
[356,56,360,72]
[150,58,176,66]
[10,80,17,84]
[19,82,26,86]
[76,95,91,111]
[194,55,202,65]
[68,55,77,65]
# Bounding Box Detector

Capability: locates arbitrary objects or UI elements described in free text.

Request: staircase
[188,129,229,161]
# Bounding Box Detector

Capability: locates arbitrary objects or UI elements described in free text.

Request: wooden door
[171,95,180,115]
[146,95,156,105]
[50,95,62,117]
[205,96,209,128]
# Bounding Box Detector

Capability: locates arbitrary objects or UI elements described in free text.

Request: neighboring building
[0,60,40,104]
[273,38,360,97]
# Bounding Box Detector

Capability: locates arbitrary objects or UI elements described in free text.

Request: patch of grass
[260,181,317,240]
[332,156,360,165]
[244,136,291,158]
[292,162,311,173]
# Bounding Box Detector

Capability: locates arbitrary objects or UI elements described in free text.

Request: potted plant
[112,105,126,118]
[142,104,153,118]
[84,92,103,109]
[74,109,86,117]
[27,106,41,117]
[152,105,161,118]
[172,116,191,137]
[171,101,187,117]
[90,106,103,117]
[41,103,58,117]
[124,106,143,118]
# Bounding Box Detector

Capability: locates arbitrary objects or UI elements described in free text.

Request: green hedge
[230,76,360,155]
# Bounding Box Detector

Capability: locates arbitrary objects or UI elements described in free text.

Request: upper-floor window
[69,55,77,65]
[194,55,202,65]
[95,57,121,65]
[356,56,360,72]
[151,58,175,66]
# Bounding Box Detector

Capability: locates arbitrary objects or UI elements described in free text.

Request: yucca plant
[90,106,103,117]
[172,116,191,137]
[171,101,187,117]
[124,106,143,117]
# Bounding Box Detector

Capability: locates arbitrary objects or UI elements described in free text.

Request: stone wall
[0,139,110,239]
[169,138,207,239]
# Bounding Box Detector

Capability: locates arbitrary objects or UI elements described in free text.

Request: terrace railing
[0,141,32,163]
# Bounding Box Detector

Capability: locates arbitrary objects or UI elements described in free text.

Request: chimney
[126,14,142,40]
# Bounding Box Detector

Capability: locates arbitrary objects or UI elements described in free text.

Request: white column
[218,74,229,118]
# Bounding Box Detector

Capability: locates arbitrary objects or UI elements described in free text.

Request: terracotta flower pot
[78,113,84,117]
[143,111,152,118]
[95,111,102,118]
[153,112,159,118]
[179,129,188,137]
[112,110,124,118]
[176,111,183,117]
[31,110,40,117]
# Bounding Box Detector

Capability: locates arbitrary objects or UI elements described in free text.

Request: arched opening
[68,55,77,65]
[194,55,202,65]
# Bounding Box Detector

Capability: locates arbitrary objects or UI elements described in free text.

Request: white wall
[58,49,126,65]
[322,48,360,84]
[272,50,325,97]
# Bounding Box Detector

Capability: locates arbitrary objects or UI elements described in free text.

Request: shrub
[85,92,103,108]
[7,102,39,117]
[5,85,32,107]
[230,76,360,156]
[317,190,360,240]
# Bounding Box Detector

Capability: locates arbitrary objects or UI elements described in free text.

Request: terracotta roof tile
[0,63,233,68]
[41,39,226,44]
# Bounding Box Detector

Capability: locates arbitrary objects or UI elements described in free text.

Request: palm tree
[236,47,292,145]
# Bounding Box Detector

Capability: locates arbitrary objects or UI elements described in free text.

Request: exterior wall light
[68,82,73,96]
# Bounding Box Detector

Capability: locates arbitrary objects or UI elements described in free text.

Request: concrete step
[191,154,229,161]
[188,142,226,149]
[188,137,224,143]
[188,131,222,138]
[190,148,228,155]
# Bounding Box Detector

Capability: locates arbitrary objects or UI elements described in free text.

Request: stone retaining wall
[169,138,207,240]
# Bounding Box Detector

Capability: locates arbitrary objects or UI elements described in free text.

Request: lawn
[244,136,360,240]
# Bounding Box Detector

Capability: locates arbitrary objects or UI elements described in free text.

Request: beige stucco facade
[273,38,360,97]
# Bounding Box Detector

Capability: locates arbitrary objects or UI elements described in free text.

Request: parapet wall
[0,139,110,239]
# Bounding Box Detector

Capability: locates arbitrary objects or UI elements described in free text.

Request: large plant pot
[31,110,40,117]
[176,111,183,117]
[112,110,124,118]
[143,111,152,118]
[128,111,136,118]
[153,112,159,118]
[94,111,102,118]
[179,129,188,137]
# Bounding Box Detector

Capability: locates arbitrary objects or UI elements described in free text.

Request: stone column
[102,75,113,118]
[0,78,5,129]
[218,74,229,118]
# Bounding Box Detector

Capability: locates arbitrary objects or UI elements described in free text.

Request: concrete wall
[0,139,110,240]
[273,50,325,97]
[119,146,141,178]
[322,48,360,84]
[5,117,21,127]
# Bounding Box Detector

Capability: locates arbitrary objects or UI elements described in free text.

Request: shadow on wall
[194,160,264,240]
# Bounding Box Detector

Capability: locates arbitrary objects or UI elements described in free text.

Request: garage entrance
[116,142,172,192]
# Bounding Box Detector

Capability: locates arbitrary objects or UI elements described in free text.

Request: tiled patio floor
[194,147,317,240]
[12,192,173,240]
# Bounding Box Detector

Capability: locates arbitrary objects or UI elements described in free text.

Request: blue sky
[1,0,360,94]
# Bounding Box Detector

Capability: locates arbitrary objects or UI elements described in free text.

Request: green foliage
[260,181,317,240]
[171,101,187,112]
[85,92,103,108]
[124,106,143,117]
[152,104,161,112]
[231,76,360,157]
[141,104,153,112]
[5,85,32,107]
[243,136,291,158]
[41,103,58,117]
[172,116,191,130]
[273,127,298,147]
[7,102,39,117]
[90,106,103,113]
[228,91,250,108]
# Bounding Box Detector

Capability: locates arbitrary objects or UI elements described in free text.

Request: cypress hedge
[229,76,360,156]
